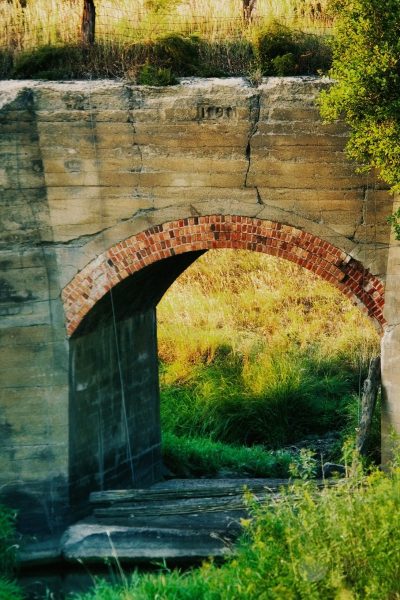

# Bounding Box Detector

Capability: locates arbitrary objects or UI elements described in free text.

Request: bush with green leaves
[253,21,331,75]
[13,44,83,79]
[0,504,17,577]
[319,0,400,197]
[152,33,200,75]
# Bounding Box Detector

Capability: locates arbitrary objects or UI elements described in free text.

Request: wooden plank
[356,356,381,455]
[93,493,279,518]
[90,478,290,505]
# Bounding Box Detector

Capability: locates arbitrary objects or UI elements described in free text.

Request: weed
[137,63,177,85]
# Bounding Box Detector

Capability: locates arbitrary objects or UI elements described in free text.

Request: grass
[158,249,380,470]
[0,0,333,79]
[163,432,293,477]
[72,463,400,599]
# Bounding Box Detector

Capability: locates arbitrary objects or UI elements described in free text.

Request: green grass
[72,464,400,599]
[163,432,293,477]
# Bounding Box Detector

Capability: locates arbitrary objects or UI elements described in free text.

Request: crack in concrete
[255,186,264,206]
[244,93,261,188]
[127,110,143,175]
[35,225,119,248]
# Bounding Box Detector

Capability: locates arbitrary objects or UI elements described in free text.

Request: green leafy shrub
[254,21,298,74]
[0,505,22,600]
[137,63,177,86]
[319,0,400,196]
[0,579,23,600]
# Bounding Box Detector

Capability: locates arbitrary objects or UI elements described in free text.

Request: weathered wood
[242,0,256,23]
[93,493,278,518]
[90,478,289,505]
[356,355,381,455]
[81,0,96,45]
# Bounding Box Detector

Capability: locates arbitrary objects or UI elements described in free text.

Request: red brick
[63,214,385,336]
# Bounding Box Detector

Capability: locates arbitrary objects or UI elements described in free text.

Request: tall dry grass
[0,0,332,51]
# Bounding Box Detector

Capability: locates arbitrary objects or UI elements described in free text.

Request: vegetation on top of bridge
[319,0,400,235]
[0,0,332,79]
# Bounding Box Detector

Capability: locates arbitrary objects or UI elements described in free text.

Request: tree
[319,0,400,194]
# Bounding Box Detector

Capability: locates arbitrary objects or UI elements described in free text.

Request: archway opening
[157,249,381,480]
[65,216,384,512]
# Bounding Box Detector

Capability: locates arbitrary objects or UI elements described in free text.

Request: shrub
[0,579,23,600]
[152,33,200,75]
[319,0,400,195]
[254,20,331,75]
[12,44,83,79]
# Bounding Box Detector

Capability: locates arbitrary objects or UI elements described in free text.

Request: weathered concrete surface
[381,194,400,463]
[0,77,396,535]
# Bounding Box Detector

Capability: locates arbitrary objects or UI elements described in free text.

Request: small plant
[137,63,177,86]
[254,21,298,75]
[0,579,24,600]
[289,448,318,480]
[253,20,331,76]
[387,208,400,241]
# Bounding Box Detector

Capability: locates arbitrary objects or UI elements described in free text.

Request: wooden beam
[81,0,96,45]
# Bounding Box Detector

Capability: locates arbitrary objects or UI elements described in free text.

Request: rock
[322,462,346,478]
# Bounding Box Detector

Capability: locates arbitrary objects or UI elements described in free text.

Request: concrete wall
[0,77,396,534]
[69,308,161,514]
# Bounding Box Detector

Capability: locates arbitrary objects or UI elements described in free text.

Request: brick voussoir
[62,215,385,336]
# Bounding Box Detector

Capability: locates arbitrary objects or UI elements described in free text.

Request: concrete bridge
[1,77,399,535]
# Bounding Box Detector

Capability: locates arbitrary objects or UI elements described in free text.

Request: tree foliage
[319,0,400,194]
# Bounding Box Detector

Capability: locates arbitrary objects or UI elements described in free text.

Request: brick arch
[62,215,385,337]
